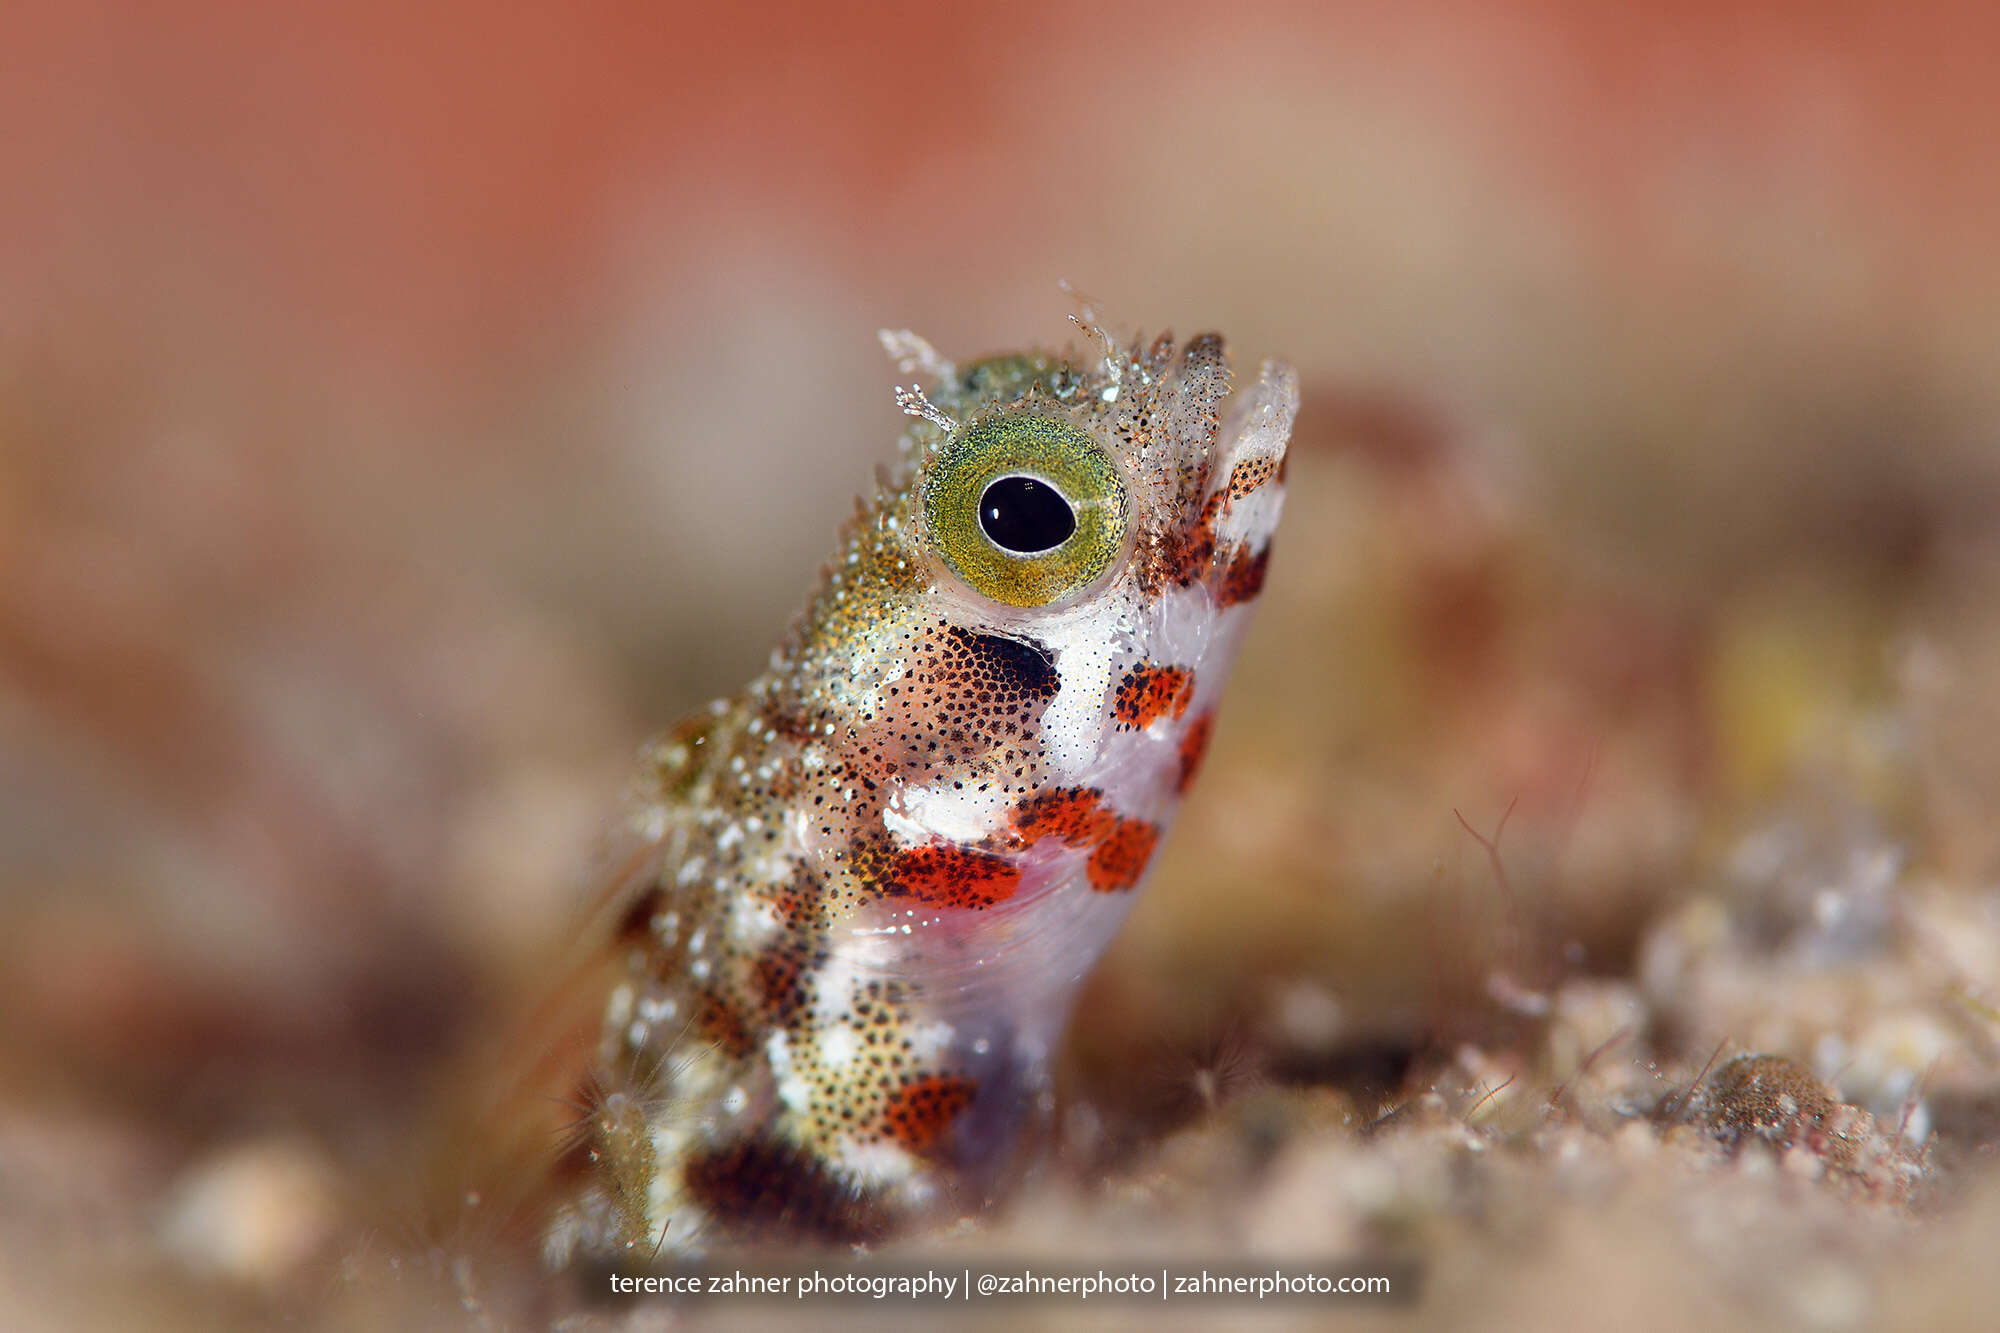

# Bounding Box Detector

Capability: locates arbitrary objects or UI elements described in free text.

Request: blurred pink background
[3,2,1998,1317]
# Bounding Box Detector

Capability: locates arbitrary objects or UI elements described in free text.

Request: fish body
[547,315,1297,1262]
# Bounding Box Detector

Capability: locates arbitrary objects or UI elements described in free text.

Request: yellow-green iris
[923,411,1127,608]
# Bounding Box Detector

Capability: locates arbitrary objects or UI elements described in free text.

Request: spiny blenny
[544,305,1298,1263]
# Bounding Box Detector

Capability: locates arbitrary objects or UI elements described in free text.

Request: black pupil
[978,476,1076,554]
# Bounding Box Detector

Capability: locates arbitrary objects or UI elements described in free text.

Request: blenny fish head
[911,330,1295,648]
[911,328,1295,809]
[549,314,1296,1262]
[772,322,1299,1064]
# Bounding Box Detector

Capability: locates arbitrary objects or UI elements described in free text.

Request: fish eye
[923,412,1126,608]
[978,475,1076,555]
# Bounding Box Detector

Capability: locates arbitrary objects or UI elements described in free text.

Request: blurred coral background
[4,2,1999,1328]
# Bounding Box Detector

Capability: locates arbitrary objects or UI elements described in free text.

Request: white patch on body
[809,929,898,1023]
[765,1030,811,1113]
[1213,485,1284,551]
[727,883,783,945]
[833,1140,920,1187]
[819,1024,858,1069]
[606,984,634,1033]
[1023,602,1126,782]
[888,781,1006,846]
[644,1119,697,1238]
[905,1019,958,1064]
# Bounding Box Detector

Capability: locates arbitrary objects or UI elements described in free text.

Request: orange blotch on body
[693,988,758,1059]
[1011,785,1115,847]
[889,845,1021,909]
[1216,544,1271,607]
[1087,817,1160,892]
[1113,664,1194,730]
[881,1074,977,1152]
[1176,712,1215,794]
